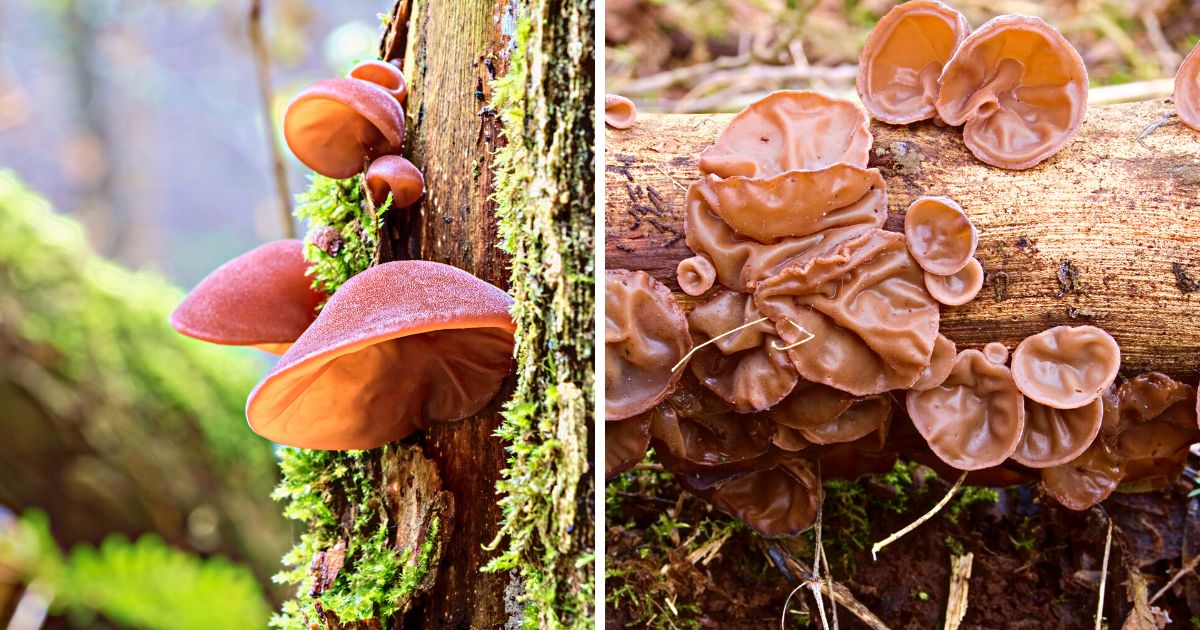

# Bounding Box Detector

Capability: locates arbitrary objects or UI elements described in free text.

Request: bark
[605,99,1200,378]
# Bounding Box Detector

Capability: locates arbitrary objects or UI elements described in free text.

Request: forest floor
[606,454,1200,628]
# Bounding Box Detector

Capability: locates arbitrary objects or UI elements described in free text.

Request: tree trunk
[605,99,1200,378]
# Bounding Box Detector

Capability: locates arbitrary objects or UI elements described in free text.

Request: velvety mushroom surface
[605,269,692,420]
[348,60,408,104]
[935,15,1088,169]
[1177,41,1200,130]
[1011,397,1103,468]
[906,349,1025,470]
[1010,325,1121,409]
[365,155,425,208]
[698,91,872,178]
[857,0,971,124]
[903,196,977,275]
[170,239,324,355]
[283,78,406,179]
[605,94,637,129]
[924,257,984,306]
[246,261,515,450]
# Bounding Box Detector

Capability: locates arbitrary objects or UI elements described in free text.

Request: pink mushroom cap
[283,78,406,179]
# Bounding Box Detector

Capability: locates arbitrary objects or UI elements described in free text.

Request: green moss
[293,173,387,296]
[946,486,999,521]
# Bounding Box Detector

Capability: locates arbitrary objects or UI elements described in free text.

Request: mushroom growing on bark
[604,94,637,129]
[1010,325,1121,410]
[1111,372,1198,491]
[911,334,957,390]
[1176,41,1200,130]
[924,257,984,306]
[348,59,408,104]
[170,239,325,355]
[245,260,515,450]
[903,196,977,275]
[283,78,407,179]
[605,269,692,420]
[936,15,1088,169]
[857,0,972,124]
[1011,397,1104,468]
[365,155,425,208]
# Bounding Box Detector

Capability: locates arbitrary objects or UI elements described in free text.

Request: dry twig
[871,472,967,561]
[248,0,295,239]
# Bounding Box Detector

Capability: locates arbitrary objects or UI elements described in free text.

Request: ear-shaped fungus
[924,257,984,306]
[605,412,651,480]
[605,94,637,129]
[687,290,798,412]
[912,334,957,390]
[1111,372,1199,490]
[1176,41,1200,130]
[170,240,324,355]
[668,452,821,538]
[605,270,692,420]
[754,229,941,396]
[1010,325,1121,409]
[283,78,406,179]
[1011,397,1103,468]
[857,0,972,124]
[935,15,1088,170]
[698,91,872,178]
[365,155,425,208]
[348,60,408,104]
[648,378,777,473]
[676,255,716,296]
[903,197,977,275]
[245,261,515,450]
[906,349,1025,470]
[982,341,1009,365]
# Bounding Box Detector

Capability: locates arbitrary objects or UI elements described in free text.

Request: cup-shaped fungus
[903,197,977,275]
[906,348,1025,470]
[283,78,406,179]
[668,452,820,538]
[245,261,515,450]
[170,240,325,355]
[687,290,798,412]
[698,91,872,178]
[1176,41,1200,130]
[605,412,651,480]
[676,254,717,296]
[1010,325,1121,410]
[754,229,941,396]
[697,165,887,243]
[912,334,957,390]
[365,155,425,208]
[648,377,776,473]
[857,0,972,124]
[794,396,892,446]
[604,94,637,129]
[982,341,1009,365]
[1011,397,1103,468]
[605,270,692,420]
[924,257,984,306]
[935,15,1088,170]
[348,60,408,104]
[1111,372,1198,490]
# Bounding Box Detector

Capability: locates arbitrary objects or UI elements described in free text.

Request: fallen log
[604,99,1200,378]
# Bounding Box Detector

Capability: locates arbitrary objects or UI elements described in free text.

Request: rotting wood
[604,99,1200,378]
[944,553,973,630]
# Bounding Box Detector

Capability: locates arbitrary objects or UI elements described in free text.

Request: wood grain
[605,100,1200,378]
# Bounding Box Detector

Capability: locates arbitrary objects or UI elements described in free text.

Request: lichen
[482,0,596,626]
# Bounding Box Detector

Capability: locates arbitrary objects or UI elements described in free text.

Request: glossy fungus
[170,240,324,355]
[365,155,425,208]
[924,257,984,306]
[283,78,406,179]
[906,349,1025,470]
[669,453,820,538]
[755,229,941,396]
[903,196,977,275]
[1111,372,1199,490]
[1010,325,1120,409]
[604,94,637,129]
[1011,397,1103,468]
[348,60,408,104]
[795,396,892,446]
[698,91,872,178]
[982,341,1009,365]
[1176,41,1200,130]
[605,412,651,480]
[648,376,776,473]
[912,334,957,390]
[676,254,717,296]
[605,270,692,420]
[857,0,972,124]
[935,15,1088,169]
[245,261,515,450]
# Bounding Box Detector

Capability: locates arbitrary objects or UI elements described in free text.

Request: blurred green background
[0,1,388,627]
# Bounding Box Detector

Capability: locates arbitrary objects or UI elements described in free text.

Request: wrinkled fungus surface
[925,257,984,306]
[246,261,515,450]
[1177,42,1200,130]
[911,334,957,390]
[1011,325,1120,409]
[857,0,972,124]
[906,349,1025,470]
[1012,397,1103,468]
[605,270,692,420]
[170,240,324,355]
[671,454,820,538]
[698,91,872,178]
[676,254,717,296]
[1112,372,1198,490]
[605,94,637,129]
[936,15,1088,169]
[903,196,977,275]
[605,412,651,479]
[283,78,406,179]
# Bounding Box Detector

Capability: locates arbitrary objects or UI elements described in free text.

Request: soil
[606,456,1200,629]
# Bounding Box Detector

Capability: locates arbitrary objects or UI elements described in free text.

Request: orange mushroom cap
[698,91,872,178]
[365,155,425,208]
[1010,325,1121,410]
[245,260,515,450]
[283,78,406,179]
[924,257,984,306]
[935,15,1088,170]
[170,240,324,355]
[348,60,408,104]
[605,269,692,420]
[903,196,977,275]
[605,94,637,129]
[857,0,972,124]
[1176,41,1200,130]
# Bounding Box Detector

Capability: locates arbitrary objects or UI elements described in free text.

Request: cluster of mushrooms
[170,60,515,451]
[605,5,1200,538]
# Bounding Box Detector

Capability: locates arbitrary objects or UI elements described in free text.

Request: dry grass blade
[871,472,967,561]
[945,553,974,630]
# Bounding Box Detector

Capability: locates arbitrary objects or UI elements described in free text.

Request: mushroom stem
[870,471,967,561]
